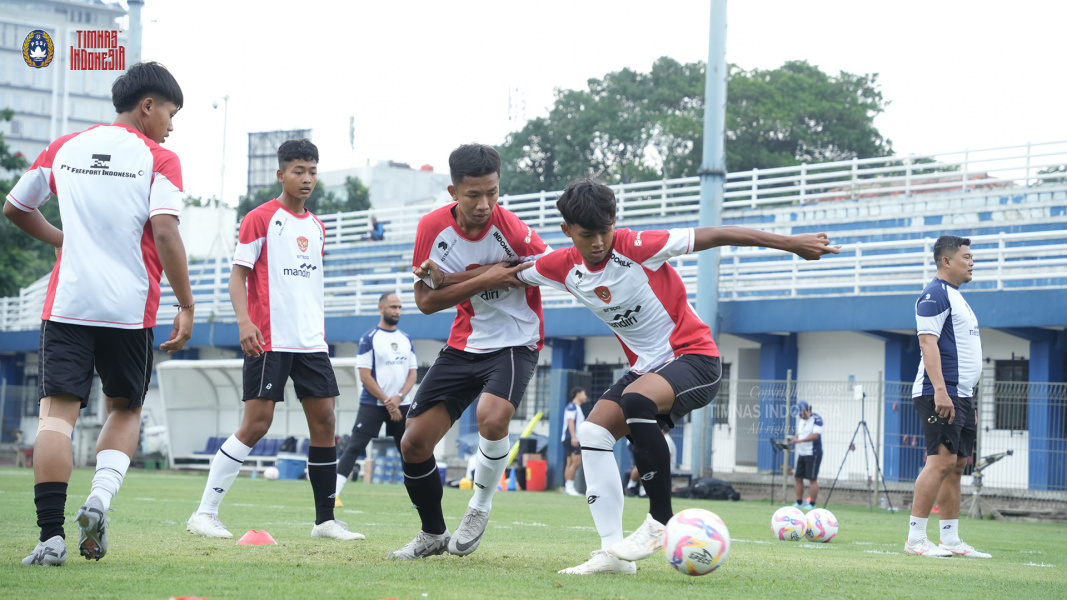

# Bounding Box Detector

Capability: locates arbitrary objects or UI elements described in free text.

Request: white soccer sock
[939,519,960,545]
[907,515,929,544]
[468,434,510,512]
[565,480,576,493]
[579,422,624,550]
[89,449,131,511]
[196,435,252,515]
[335,473,348,497]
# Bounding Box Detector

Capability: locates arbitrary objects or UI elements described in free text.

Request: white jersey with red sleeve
[412,203,547,353]
[232,199,327,353]
[518,227,718,372]
[5,124,183,329]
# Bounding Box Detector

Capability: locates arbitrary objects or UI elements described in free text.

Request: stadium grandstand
[1,140,1065,515]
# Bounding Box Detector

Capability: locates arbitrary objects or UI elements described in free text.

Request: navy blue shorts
[601,354,722,429]
[406,345,538,424]
[242,351,339,402]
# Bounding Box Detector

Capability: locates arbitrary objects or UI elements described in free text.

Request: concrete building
[318,160,451,210]
[0,0,127,174]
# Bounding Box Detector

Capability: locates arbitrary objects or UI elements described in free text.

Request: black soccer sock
[621,392,674,526]
[403,457,446,535]
[34,481,68,542]
[307,446,338,525]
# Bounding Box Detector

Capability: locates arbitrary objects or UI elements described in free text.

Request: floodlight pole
[692,0,728,478]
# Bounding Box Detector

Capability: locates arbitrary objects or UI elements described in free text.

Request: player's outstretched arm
[692,226,841,260]
[152,213,194,354]
[3,200,63,249]
[413,262,531,315]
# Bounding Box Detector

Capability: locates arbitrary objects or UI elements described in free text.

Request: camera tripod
[824,390,894,512]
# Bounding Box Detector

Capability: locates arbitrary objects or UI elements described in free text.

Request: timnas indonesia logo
[22,29,125,70]
[70,30,125,71]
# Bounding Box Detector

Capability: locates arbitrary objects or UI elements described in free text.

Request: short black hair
[378,291,398,305]
[556,178,617,232]
[112,61,183,113]
[277,138,318,170]
[933,235,971,265]
[569,387,586,401]
[449,144,500,186]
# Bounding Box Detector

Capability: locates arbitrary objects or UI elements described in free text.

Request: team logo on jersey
[23,30,54,68]
[296,236,309,252]
[573,269,584,281]
[635,231,643,246]
[90,154,111,169]
[595,286,611,303]
[391,342,398,351]
[437,239,455,261]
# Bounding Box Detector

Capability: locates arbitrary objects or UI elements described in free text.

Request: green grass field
[1,467,1065,600]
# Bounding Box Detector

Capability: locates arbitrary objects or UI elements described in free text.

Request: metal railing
[266,140,1067,244]
[3,229,1065,331]
[3,141,1067,331]
[702,378,1067,500]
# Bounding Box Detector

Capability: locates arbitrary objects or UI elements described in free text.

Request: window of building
[588,363,627,404]
[9,119,20,135]
[994,358,1028,430]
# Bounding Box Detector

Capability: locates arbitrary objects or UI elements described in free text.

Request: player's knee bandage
[578,421,614,451]
[620,392,659,425]
[37,398,74,437]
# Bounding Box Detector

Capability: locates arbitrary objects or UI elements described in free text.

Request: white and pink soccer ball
[663,508,730,576]
[771,506,806,541]
[804,508,838,542]
[263,466,280,480]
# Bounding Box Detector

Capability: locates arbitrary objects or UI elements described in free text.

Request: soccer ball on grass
[771,506,806,540]
[663,508,730,576]
[263,466,280,480]
[804,508,838,542]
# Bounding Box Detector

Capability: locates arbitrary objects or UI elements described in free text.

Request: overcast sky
[131,0,1067,204]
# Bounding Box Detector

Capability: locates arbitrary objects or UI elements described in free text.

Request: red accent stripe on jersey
[140,220,162,328]
[527,286,545,352]
[247,241,272,351]
[5,193,33,211]
[41,248,62,321]
[448,299,476,350]
[45,315,145,326]
[646,262,719,360]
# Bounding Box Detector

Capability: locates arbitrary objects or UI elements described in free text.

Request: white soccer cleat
[447,507,490,556]
[187,512,234,539]
[609,513,666,561]
[904,538,953,557]
[21,535,67,566]
[311,519,365,540]
[388,530,451,559]
[940,540,991,558]
[76,496,108,561]
[558,549,637,575]
[566,488,583,497]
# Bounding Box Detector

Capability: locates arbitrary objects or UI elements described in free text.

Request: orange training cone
[236,530,277,545]
[496,471,507,492]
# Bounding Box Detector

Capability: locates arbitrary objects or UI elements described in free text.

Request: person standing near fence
[905,235,991,558]
[562,387,587,496]
[6,62,195,566]
[186,139,362,542]
[788,400,823,509]
[334,292,417,507]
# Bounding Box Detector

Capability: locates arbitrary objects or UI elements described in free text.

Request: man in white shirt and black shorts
[334,292,417,506]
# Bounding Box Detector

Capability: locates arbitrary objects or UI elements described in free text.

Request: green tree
[1,108,59,297]
[343,176,370,212]
[496,58,893,194]
[237,175,371,218]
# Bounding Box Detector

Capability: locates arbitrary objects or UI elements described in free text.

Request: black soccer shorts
[38,320,154,408]
[242,351,340,402]
[406,345,538,424]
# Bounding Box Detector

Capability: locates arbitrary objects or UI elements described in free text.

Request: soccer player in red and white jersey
[186,139,362,542]
[519,179,838,574]
[4,62,195,566]
[387,144,547,559]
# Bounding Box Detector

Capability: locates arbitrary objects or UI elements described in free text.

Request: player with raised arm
[186,139,362,542]
[5,62,195,565]
[426,178,838,573]
[387,144,546,559]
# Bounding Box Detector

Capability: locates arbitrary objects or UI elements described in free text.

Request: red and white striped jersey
[6,124,183,329]
[233,199,327,353]
[518,227,718,372]
[412,203,547,353]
